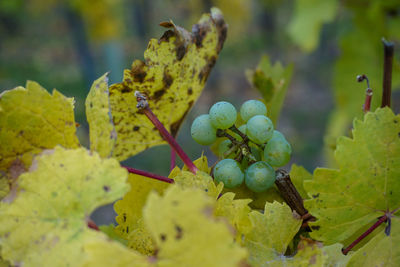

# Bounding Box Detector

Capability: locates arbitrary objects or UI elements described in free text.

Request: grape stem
[122,165,175,184]
[216,128,256,164]
[381,38,394,108]
[229,125,248,141]
[274,169,311,217]
[135,91,198,174]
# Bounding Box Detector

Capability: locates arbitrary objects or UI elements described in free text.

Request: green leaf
[243,201,302,265]
[98,224,127,246]
[143,185,247,266]
[246,55,293,124]
[0,81,79,198]
[287,0,338,52]
[86,73,116,158]
[290,164,313,200]
[347,217,400,267]
[0,147,129,267]
[106,8,227,161]
[305,108,400,246]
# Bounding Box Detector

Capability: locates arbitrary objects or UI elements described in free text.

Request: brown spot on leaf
[9,159,26,180]
[121,85,133,93]
[103,185,110,192]
[170,100,194,137]
[131,61,147,83]
[192,23,208,48]
[211,11,228,53]
[163,72,173,89]
[175,225,183,240]
[187,88,193,95]
[160,234,167,241]
[152,89,166,102]
[133,126,140,131]
[198,56,217,82]
[176,44,186,60]
[312,193,320,199]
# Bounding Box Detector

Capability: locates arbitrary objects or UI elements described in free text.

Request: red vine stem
[87,219,100,231]
[135,91,198,174]
[123,165,174,184]
[381,39,394,108]
[342,214,388,255]
[363,88,373,113]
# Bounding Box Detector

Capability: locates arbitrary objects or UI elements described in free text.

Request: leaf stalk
[123,165,174,184]
[135,91,198,174]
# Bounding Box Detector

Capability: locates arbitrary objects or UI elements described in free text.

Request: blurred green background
[1,0,399,182]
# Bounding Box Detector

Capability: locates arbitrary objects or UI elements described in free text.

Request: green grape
[244,161,275,192]
[209,101,237,129]
[214,159,244,188]
[246,115,274,144]
[238,124,247,135]
[218,139,235,158]
[190,114,217,145]
[240,100,267,122]
[264,131,292,167]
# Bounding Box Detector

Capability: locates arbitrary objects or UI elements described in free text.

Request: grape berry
[191,100,292,192]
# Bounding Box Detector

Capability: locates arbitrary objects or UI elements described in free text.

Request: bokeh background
[1,0,400,222]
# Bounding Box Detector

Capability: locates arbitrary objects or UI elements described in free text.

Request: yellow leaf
[173,170,223,199]
[82,237,150,267]
[114,173,168,255]
[143,185,247,266]
[0,81,79,193]
[215,192,252,239]
[107,8,227,161]
[0,147,129,267]
[86,73,117,158]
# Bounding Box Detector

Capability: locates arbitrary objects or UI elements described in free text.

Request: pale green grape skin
[246,115,274,144]
[214,159,244,188]
[271,130,285,141]
[245,161,275,192]
[190,114,217,145]
[218,139,235,158]
[238,124,247,135]
[209,101,237,129]
[240,100,267,122]
[263,132,292,167]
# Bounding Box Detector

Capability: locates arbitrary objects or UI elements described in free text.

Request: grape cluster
[191,100,292,192]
